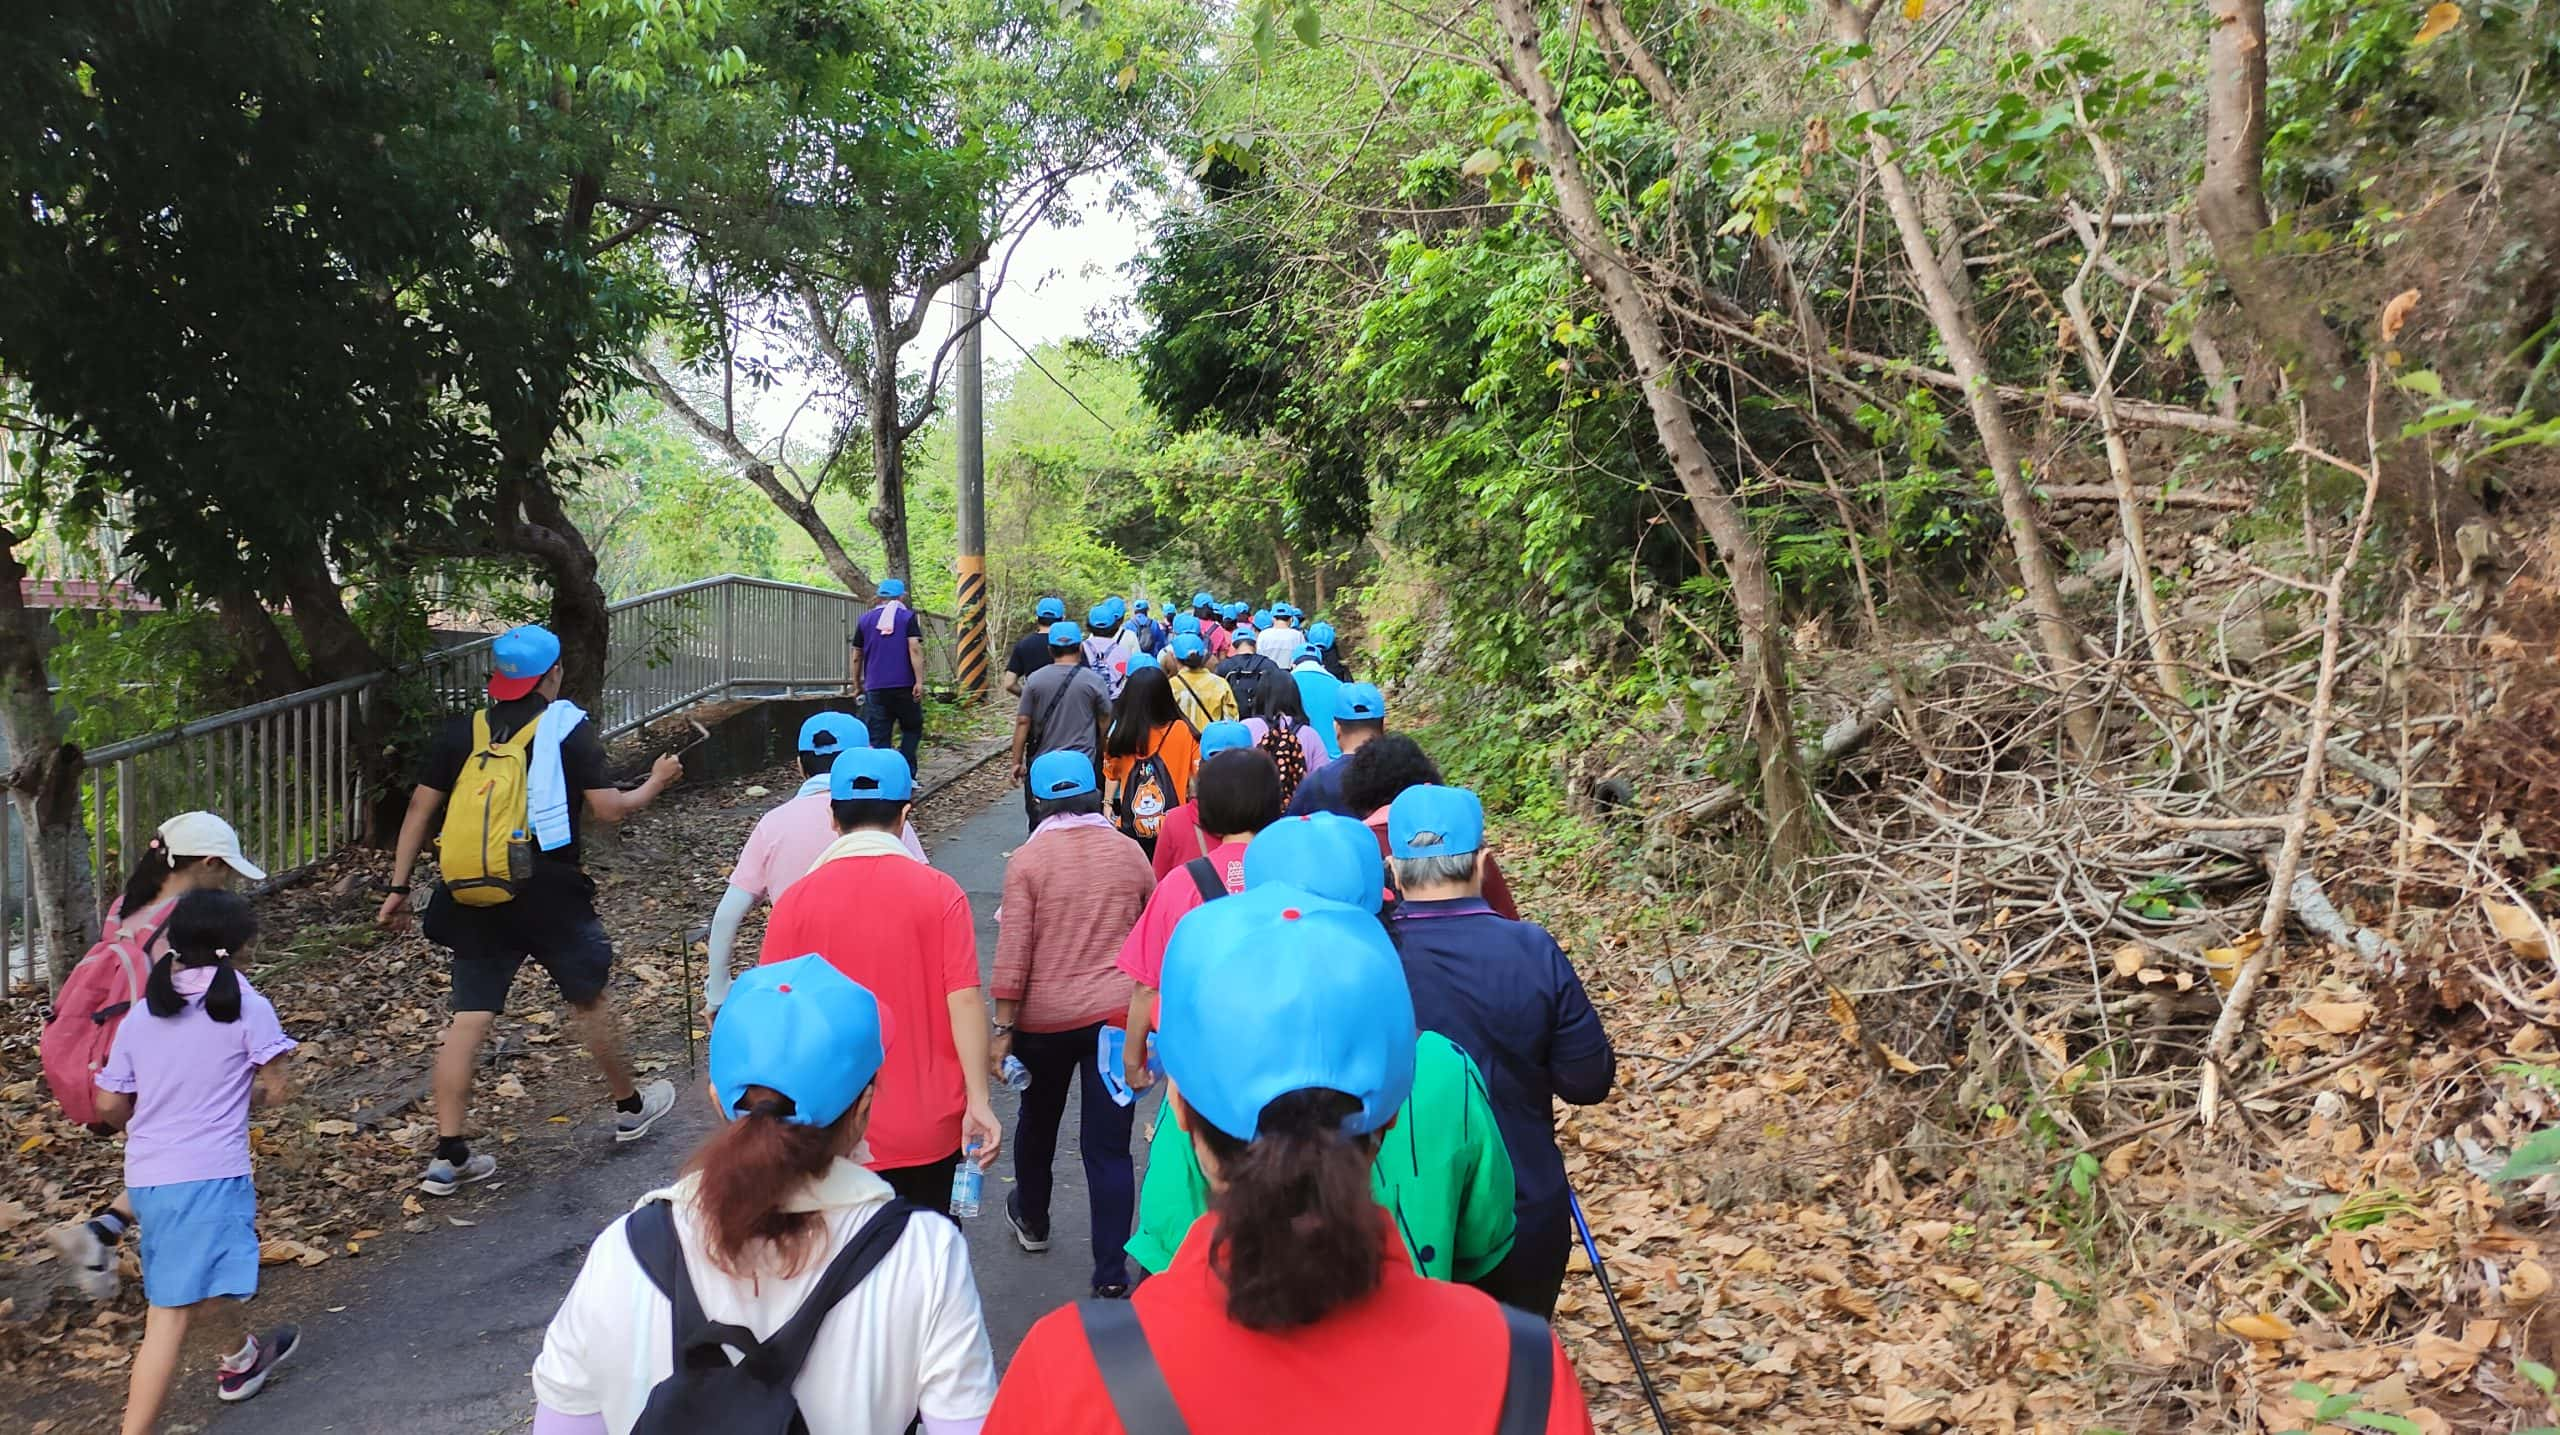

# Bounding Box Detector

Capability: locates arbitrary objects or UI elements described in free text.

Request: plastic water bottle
[952,1141,984,1218]
[999,1055,1030,1092]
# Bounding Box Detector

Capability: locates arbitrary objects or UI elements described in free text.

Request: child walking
[90,889,304,1431]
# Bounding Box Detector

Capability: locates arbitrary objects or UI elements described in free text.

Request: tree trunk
[0,528,99,990]
[276,545,383,683]
[864,294,914,586]
[519,471,611,711]
[214,587,309,700]
[1490,0,1814,866]
[1830,0,2097,754]
[2195,0,2479,559]
[637,358,879,600]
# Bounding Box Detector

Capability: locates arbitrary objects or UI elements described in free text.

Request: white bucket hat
[157,811,267,881]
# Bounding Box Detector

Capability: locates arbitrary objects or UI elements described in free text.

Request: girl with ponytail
[92,888,304,1428]
[986,887,1598,1434]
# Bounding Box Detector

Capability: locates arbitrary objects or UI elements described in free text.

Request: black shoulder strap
[1076,1300,1190,1435]
[1185,857,1227,904]
[625,1201,723,1360]
[748,1201,918,1379]
[1033,669,1079,744]
[1493,1304,1554,1435]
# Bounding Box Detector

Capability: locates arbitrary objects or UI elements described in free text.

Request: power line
[936,293,1122,435]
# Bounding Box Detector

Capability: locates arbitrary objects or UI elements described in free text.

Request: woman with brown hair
[531,956,998,1434]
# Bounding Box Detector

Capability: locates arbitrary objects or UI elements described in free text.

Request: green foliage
[48,609,243,750]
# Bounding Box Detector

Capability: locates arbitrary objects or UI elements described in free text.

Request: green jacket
[1126,1031,1517,1282]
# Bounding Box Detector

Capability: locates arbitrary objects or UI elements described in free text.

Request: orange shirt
[1103,721,1202,809]
[985,1215,1595,1435]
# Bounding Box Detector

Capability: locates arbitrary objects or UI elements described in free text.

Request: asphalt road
[192,791,1146,1433]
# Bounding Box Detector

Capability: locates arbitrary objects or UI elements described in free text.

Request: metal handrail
[0,574,971,990]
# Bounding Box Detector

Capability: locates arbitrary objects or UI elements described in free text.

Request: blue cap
[1199,720,1255,759]
[1088,603,1114,630]
[1245,813,1386,913]
[877,578,907,599]
[1171,633,1207,661]
[1172,613,1201,635]
[1036,596,1067,621]
[797,711,867,756]
[1192,591,1216,609]
[1105,596,1128,620]
[1049,621,1085,647]
[1157,884,1415,1140]
[1389,784,1484,859]
[829,748,914,802]
[1276,602,1300,620]
[1336,683,1387,722]
[1253,608,1273,628]
[1307,621,1337,649]
[1134,599,1151,613]
[1233,621,1259,641]
[488,624,562,699]
[710,955,885,1127]
[1028,749,1098,800]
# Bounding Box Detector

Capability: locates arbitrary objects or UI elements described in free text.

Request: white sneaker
[614,1079,678,1142]
[47,1219,119,1301]
[418,1153,498,1196]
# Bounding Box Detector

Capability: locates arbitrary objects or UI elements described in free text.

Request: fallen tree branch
[2038,484,2250,510]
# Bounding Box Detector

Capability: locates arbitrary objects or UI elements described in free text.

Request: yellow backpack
[438,709,539,906]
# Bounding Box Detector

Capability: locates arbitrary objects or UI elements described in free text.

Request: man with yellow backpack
[374,625,686,1196]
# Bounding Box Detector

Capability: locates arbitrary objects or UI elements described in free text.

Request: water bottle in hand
[952,1140,984,1218]
[999,1055,1030,1092]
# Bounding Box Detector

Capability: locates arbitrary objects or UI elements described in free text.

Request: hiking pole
[1569,1187,1676,1435]
[679,923,710,1075]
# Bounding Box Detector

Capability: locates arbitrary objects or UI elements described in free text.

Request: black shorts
[422,868,615,1014]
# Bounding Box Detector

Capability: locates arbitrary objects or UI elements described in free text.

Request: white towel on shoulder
[528,701,589,852]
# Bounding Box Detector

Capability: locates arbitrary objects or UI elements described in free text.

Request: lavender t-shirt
[96,969,296,1189]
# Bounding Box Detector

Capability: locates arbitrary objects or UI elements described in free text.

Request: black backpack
[622,1197,917,1435]
[1073,1297,1554,1434]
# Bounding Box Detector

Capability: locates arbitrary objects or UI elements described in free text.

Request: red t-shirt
[759,854,979,1169]
[1114,838,1249,989]
[984,1216,1595,1435]
[1149,802,1209,882]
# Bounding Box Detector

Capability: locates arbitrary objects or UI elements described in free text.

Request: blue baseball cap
[1192,591,1215,609]
[1307,621,1337,649]
[1157,884,1416,1141]
[710,955,885,1127]
[1036,596,1067,621]
[1106,596,1128,619]
[797,711,867,756]
[1232,622,1259,642]
[877,578,907,599]
[1049,620,1085,647]
[488,624,562,700]
[1028,749,1098,800]
[1199,720,1255,759]
[1133,599,1151,613]
[1172,613,1202,635]
[829,748,914,802]
[1253,608,1273,628]
[1389,784,1485,859]
[1276,602,1301,620]
[1171,632,1207,661]
[1245,813,1386,913]
[1336,683,1387,722]
[1088,603,1114,630]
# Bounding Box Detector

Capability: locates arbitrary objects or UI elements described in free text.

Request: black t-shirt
[417,697,610,864]
[1216,653,1285,713]
[1006,629,1055,680]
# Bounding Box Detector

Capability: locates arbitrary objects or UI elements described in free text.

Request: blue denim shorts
[130,1175,259,1308]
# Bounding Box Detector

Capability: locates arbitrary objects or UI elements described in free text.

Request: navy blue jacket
[1284,754,1357,819]
[1386,898,1615,1232]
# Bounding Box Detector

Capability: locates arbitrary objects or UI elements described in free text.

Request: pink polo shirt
[730,779,927,901]
[1114,838,1249,989]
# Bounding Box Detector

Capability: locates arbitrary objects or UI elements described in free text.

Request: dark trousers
[1011,1022,1137,1289]
[878,1149,961,1220]
[865,688,926,772]
[1470,1210,1571,1320]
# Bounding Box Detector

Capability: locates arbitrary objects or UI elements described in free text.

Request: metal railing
[1,575,965,990]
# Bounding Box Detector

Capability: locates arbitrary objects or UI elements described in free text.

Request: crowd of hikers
[39,590,1618,1434]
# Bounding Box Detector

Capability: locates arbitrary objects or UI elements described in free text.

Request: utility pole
[953,268,991,701]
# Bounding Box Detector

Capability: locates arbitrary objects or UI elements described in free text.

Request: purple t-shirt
[96,969,296,1189]
[853,601,920,692]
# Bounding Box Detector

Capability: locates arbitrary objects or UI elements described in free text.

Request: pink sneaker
[217,1326,300,1402]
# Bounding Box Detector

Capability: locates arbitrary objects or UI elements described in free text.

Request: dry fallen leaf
[2413,2,2463,46]
[2510,1259,2553,1305]
[1902,0,1926,21]
[2218,1311,2295,1343]
[2111,942,2146,979]
[2203,931,2265,992]
[2300,1001,2374,1035]
[2485,899,2549,959]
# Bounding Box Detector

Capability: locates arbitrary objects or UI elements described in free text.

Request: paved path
[191,792,1144,1432]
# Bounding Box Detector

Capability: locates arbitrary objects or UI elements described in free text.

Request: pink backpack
[40,899,172,1126]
